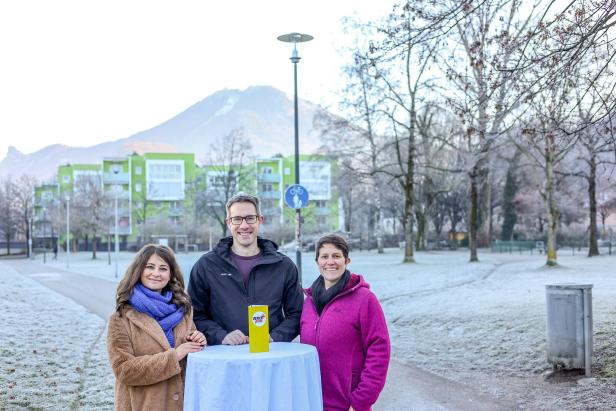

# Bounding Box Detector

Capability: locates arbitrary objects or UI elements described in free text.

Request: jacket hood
[304,273,368,297]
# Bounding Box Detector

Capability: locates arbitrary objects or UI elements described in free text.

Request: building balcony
[259,191,280,200]
[103,172,130,184]
[314,207,330,216]
[106,189,130,200]
[257,173,281,183]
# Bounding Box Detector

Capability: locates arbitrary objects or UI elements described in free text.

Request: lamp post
[112,164,121,279]
[28,216,33,260]
[43,208,47,264]
[65,194,70,268]
[277,32,313,281]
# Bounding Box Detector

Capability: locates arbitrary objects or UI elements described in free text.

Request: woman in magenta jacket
[300,234,390,411]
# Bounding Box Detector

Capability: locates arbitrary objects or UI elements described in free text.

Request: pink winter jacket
[300,274,391,411]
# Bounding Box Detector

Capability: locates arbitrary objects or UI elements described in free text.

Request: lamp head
[277,32,313,63]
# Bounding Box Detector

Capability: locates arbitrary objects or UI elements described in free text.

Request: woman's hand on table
[222,329,248,345]
[186,330,207,346]
[175,341,204,361]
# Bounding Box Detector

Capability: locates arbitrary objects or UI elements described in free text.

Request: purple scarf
[130,283,184,347]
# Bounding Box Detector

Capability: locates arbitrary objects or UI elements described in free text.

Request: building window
[135,166,142,175]
[260,183,273,192]
[135,183,142,192]
[73,169,101,184]
[146,160,185,201]
[284,167,290,175]
[63,175,70,183]
[315,200,327,208]
[261,167,273,174]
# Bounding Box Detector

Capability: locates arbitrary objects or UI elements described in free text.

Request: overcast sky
[0,0,396,158]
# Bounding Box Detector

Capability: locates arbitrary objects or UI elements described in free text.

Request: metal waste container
[545,284,593,376]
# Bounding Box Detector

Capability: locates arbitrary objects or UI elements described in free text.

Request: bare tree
[516,89,578,266]
[73,175,107,259]
[433,0,539,261]
[0,178,18,254]
[12,174,37,257]
[198,128,254,236]
[509,0,616,127]
[561,113,616,256]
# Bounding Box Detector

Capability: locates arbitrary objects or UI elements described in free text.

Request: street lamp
[277,32,313,281]
[65,194,70,268]
[43,208,48,264]
[29,216,33,260]
[112,164,121,278]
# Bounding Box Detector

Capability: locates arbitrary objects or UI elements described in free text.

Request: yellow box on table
[248,305,269,353]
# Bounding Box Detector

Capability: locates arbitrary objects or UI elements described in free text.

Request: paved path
[5,258,517,410]
[8,259,116,319]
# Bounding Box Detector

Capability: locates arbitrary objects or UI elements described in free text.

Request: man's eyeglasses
[228,215,259,225]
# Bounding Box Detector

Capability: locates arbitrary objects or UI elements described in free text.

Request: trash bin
[545,284,593,376]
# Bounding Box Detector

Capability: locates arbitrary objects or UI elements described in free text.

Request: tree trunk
[403,182,415,263]
[544,139,558,266]
[588,154,599,256]
[415,209,426,251]
[345,188,353,233]
[92,235,98,259]
[469,171,479,262]
[375,194,384,254]
[478,170,492,247]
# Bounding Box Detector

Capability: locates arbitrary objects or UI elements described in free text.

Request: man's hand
[222,330,248,345]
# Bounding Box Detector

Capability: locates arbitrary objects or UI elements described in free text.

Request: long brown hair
[115,244,191,315]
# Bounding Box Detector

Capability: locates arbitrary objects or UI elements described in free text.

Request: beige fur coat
[107,307,196,411]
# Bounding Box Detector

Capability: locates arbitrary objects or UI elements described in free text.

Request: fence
[491,240,539,254]
[491,239,613,255]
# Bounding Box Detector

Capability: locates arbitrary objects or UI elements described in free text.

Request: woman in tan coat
[107,244,206,411]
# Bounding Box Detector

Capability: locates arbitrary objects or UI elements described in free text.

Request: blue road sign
[285,184,309,209]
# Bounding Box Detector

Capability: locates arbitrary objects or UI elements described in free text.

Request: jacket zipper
[311,284,359,349]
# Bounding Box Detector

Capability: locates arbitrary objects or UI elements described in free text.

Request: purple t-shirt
[230,250,262,287]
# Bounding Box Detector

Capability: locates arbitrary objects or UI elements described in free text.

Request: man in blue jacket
[188,192,303,345]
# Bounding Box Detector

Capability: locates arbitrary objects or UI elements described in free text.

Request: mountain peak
[0,85,326,179]
[5,145,24,158]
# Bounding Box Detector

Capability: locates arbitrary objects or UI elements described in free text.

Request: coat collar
[125,308,172,349]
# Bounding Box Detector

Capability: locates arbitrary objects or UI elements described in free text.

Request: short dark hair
[225,192,261,216]
[315,234,350,261]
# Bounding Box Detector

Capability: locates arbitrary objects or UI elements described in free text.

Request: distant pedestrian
[107,244,206,411]
[300,234,390,411]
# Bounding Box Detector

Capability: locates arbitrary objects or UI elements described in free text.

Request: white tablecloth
[183,342,322,411]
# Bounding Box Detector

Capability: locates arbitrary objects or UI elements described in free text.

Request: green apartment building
[32,152,340,249]
[256,154,341,233]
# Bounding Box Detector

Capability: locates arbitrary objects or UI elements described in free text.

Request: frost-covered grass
[11,248,616,410]
[0,262,114,410]
[353,249,616,410]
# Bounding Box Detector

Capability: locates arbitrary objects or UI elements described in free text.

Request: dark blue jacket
[188,237,303,345]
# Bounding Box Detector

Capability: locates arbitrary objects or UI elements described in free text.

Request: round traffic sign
[284,184,309,209]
